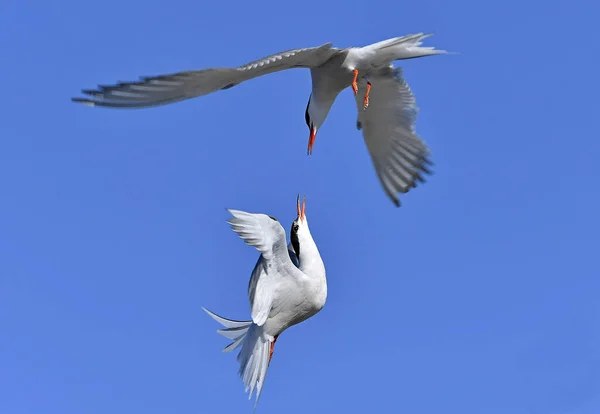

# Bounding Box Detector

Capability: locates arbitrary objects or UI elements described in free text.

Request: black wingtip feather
[414,173,426,184]
[82,89,102,97]
[420,164,433,175]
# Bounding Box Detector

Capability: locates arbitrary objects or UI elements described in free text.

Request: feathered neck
[295,221,326,281]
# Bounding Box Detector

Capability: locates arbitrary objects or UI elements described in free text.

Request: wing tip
[82,88,103,97]
[227,209,249,220]
[382,156,436,207]
[71,97,97,107]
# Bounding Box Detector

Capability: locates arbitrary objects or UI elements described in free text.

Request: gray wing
[355,65,432,206]
[227,209,297,326]
[72,43,337,108]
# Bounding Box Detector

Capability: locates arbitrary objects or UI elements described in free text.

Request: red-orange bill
[307,127,317,155]
[301,196,306,220]
[296,195,306,220]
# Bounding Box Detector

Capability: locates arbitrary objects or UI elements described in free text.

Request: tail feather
[203,307,272,406]
[223,335,246,353]
[218,325,252,340]
[202,307,252,329]
[237,324,270,406]
[363,33,448,65]
[365,32,433,51]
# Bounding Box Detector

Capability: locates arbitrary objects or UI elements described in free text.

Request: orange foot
[351,69,359,95]
[363,81,372,110]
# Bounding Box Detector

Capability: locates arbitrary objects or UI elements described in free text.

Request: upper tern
[72,33,448,205]
[203,196,326,406]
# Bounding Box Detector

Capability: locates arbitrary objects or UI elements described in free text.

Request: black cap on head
[304,94,312,129]
[290,220,300,257]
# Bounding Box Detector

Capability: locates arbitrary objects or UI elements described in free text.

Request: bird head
[304,94,332,156]
[304,96,317,156]
[290,195,312,257]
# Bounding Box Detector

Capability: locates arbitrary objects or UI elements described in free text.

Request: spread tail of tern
[203,307,272,407]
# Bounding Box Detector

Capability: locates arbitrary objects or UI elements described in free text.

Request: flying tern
[203,196,326,406]
[72,33,448,205]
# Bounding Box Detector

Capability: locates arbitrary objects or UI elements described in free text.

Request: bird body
[203,197,326,405]
[73,33,448,205]
[306,33,445,128]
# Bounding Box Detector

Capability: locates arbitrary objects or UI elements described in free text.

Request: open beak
[307,127,317,156]
[296,194,306,221]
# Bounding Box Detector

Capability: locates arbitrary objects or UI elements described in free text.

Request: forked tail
[203,307,273,406]
[364,32,448,65]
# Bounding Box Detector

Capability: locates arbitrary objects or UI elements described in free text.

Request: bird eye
[293,224,299,232]
[269,216,278,222]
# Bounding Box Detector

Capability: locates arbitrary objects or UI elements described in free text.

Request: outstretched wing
[355,65,433,206]
[72,43,337,108]
[227,210,296,326]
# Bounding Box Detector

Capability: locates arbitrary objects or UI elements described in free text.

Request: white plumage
[203,196,326,406]
[72,33,448,205]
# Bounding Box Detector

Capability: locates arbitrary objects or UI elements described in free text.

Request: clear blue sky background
[1,0,599,413]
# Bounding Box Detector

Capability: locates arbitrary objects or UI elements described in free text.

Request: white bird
[72,33,447,206]
[203,196,326,406]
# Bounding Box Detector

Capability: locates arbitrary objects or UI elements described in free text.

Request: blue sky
[1,0,599,412]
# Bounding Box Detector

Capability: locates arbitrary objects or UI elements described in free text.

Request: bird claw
[351,69,359,96]
[363,81,372,110]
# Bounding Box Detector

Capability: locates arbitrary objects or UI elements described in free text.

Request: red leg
[351,69,359,96]
[363,81,372,110]
[268,335,278,365]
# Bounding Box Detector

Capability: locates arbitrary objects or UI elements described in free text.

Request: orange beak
[307,127,317,156]
[296,194,306,221]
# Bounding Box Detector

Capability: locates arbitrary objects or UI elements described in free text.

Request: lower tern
[72,33,447,206]
[203,196,326,405]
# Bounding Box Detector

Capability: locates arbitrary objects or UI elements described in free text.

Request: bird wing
[227,210,298,326]
[72,43,337,108]
[354,65,433,206]
[245,241,298,326]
